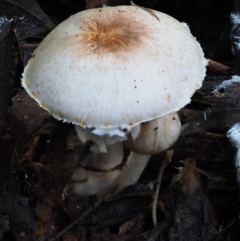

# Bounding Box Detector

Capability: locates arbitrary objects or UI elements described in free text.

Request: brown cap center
[81,10,144,54]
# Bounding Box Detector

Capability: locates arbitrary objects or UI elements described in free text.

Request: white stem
[111,152,151,194]
[72,141,123,196]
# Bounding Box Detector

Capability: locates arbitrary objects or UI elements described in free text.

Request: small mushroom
[126,112,181,155]
[22,6,207,196]
[110,112,181,193]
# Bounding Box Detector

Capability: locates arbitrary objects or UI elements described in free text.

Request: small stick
[152,150,174,227]
[208,219,235,241]
[49,184,119,241]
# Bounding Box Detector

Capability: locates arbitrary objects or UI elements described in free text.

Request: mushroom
[108,112,181,193]
[125,112,181,155]
[22,5,207,196]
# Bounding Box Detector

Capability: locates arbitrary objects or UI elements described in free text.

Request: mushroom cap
[125,112,181,155]
[22,5,207,136]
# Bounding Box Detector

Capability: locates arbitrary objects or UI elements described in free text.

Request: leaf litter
[1,0,240,240]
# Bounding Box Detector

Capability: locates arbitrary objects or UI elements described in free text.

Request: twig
[49,184,119,241]
[152,150,174,227]
[208,219,235,241]
[144,216,173,241]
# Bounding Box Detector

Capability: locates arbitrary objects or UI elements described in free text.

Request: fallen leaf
[207,60,232,76]
[161,158,218,241]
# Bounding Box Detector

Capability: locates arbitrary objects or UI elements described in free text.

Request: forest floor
[0,0,240,240]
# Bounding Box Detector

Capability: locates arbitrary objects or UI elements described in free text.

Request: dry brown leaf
[207,60,232,76]
[160,158,218,241]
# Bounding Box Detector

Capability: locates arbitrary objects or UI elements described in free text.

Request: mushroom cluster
[22,5,207,196]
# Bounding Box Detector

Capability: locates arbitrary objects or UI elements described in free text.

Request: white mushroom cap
[125,112,181,155]
[22,5,207,136]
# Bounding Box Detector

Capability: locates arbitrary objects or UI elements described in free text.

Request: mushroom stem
[72,140,124,197]
[111,152,151,194]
